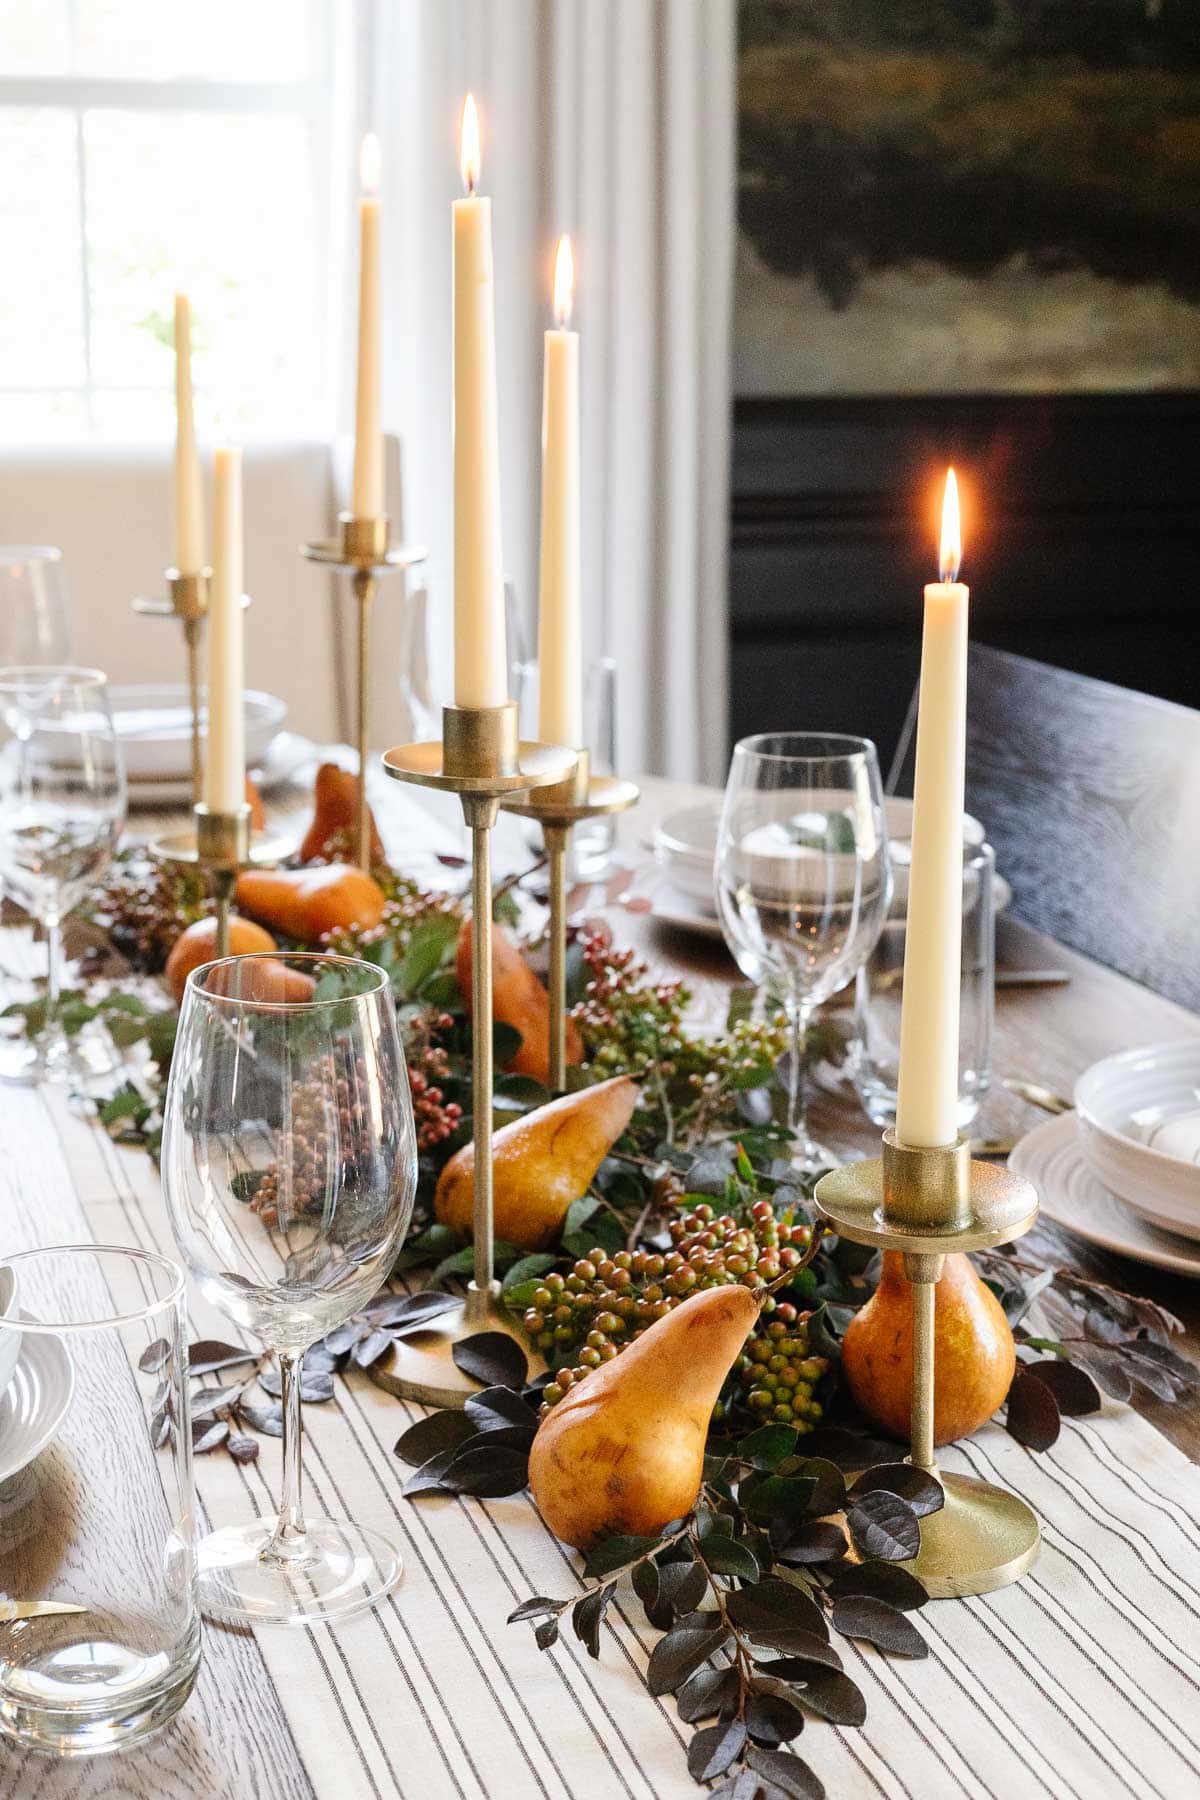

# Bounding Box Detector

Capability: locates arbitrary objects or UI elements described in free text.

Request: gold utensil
[995,969,1071,990]
[0,1601,86,1623]
[969,1137,1019,1158]
[1003,1077,1073,1115]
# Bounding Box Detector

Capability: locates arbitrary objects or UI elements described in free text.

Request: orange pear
[235,864,385,943]
[434,1075,639,1250]
[456,919,583,1085]
[529,1284,759,1549]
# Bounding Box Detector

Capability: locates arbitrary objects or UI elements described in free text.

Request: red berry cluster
[248,1048,369,1227]
[407,1021,463,1151]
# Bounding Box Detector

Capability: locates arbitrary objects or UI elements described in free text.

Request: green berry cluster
[522,1197,826,1421]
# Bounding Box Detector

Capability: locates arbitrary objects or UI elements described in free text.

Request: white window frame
[0,0,342,437]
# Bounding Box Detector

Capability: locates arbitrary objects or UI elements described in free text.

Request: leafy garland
[7,837,1198,1799]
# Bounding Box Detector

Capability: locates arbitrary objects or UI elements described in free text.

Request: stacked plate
[111,684,314,803]
[1011,1039,1200,1276]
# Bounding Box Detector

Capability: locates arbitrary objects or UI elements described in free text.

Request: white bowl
[108,684,287,783]
[0,1266,21,1397]
[1075,1040,1200,1241]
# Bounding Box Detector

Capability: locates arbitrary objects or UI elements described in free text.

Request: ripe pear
[529,1283,759,1549]
[456,919,583,1085]
[434,1075,639,1250]
[841,1251,1015,1446]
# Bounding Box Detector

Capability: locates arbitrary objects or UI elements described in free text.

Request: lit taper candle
[204,447,245,814]
[173,292,204,576]
[351,132,383,521]
[452,93,508,709]
[894,469,970,1150]
[537,234,583,748]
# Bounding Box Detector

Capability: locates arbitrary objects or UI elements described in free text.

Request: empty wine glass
[0,667,126,1084]
[161,953,418,1627]
[715,733,890,1177]
[0,548,72,665]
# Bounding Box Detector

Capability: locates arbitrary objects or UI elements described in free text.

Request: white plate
[0,1322,75,1484]
[1009,1112,1200,1278]
[1075,1040,1200,1242]
[125,730,319,806]
[110,684,287,783]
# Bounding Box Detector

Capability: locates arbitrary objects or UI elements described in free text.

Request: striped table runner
[3,1079,1199,1800]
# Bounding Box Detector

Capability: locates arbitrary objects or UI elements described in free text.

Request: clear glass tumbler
[851,839,995,1130]
[514,656,620,879]
[0,549,72,666]
[0,1246,199,1758]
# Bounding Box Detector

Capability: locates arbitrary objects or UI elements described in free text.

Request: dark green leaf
[239,1402,284,1437]
[787,1458,845,1518]
[493,1020,523,1063]
[188,1339,255,1374]
[192,1418,229,1453]
[676,1665,739,1724]
[396,915,461,996]
[804,1426,903,1471]
[688,1719,747,1782]
[830,1595,928,1658]
[437,1441,530,1497]
[364,1290,462,1332]
[189,1382,246,1420]
[1005,1367,1061,1451]
[432,1246,479,1283]
[849,1463,944,1519]
[352,1329,394,1369]
[535,1618,559,1650]
[582,1533,664,1580]
[394,1409,477,1468]
[746,1629,842,1671]
[745,1744,825,1799]
[138,1337,171,1373]
[738,1423,799,1471]
[226,1432,259,1464]
[500,1253,557,1293]
[1072,1345,1133,1402]
[571,1583,614,1658]
[776,1522,848,1567]
[701,1534,761,1581]
[1023,1357,1103,1416]
[743,1475,818,1529]
[727,1579,827,1643]
[100,1088,147,1127]
[465,1386,540,1434]
[846,1489,921,1562]
[451,1332,529,1391]
[507,1596,560,1623]
[782,1667,867,1727]
[827,1561,927,1612]
[651,1559,708,1623]
[646,1618,731,1696]
[745,1683,806,1745]
[632,1558,659,1615]
[257,1364,335,1404]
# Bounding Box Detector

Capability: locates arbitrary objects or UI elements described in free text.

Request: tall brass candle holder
[302,515,427,869]
[814,1130,1041,1597]
[151,803,292,960]
[381,703,577,1406]
[503,749,639,1089]
[132,568,211,805]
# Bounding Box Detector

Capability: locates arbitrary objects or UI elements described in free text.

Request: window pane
[84,110,321,436]
[0,2,70,74]
[74,0,311,81]
[0,391,89,440]
[0,110,85,388]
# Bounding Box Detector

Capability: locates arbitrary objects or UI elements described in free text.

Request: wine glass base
[197,1517,402,1629]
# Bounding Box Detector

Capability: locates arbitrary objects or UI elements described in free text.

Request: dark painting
[736,1,1200,395]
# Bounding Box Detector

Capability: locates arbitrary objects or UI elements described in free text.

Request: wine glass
[161,952,418,1627]
[0,547,72,664]
[715,733,890,1177]
[0,666,126,1083]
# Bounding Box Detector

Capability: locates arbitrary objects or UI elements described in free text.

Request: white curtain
[350,0,735,782]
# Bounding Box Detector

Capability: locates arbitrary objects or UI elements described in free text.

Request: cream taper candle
[173,293,204,577]
[204,447,245,814]
[537,234,583,748]
[452,93,508,710]
[895,469,970,1150]
[351,133,383,522]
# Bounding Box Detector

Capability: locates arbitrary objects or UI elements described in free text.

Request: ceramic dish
[0,1322,75,1484]
[0,1267,20,1397]
[109,684,287,783]
[124,730,318,807]
[1010,1111,1200,1277]
[1074,1040,1200,1242]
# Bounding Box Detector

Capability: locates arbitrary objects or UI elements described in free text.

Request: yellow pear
[434,1075,639,1251]
[529,1284,759,1549]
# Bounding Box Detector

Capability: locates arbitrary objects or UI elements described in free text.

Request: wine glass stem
[267,1351,308,1560]
[786,994,811,1142]
[45,915,62,1034]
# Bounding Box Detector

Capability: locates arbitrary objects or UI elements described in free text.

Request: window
[0,0,340,442]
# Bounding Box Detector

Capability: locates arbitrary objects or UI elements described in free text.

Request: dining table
[2,758,1199,1800]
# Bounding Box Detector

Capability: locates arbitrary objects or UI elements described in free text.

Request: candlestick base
[814,1135,1041,1597]
[368,1282,546,1411]
[383,703,577,803]
[150,805,293,961]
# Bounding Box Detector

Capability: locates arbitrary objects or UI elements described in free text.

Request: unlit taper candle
[537,234,583,748]
[204,448,245,814]
[452,93,508,710]
[894,469,969,1151]
[173,293,204,576]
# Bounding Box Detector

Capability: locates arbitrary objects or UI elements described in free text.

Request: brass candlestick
[302,514,427,869]
[504,749,640,1089]
[814,1130,1041,1597]
[382,703,577,1406]
[151,803,292,959]
[132,568,211,805]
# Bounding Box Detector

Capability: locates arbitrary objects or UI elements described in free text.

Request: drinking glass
[0,549,72,666]
[0,667,126,1083]
[715,733,890,1176]
[0,1246,199,1758]
[851,840,995,1130]
[514,656,621,879]
[161,953,418,1627]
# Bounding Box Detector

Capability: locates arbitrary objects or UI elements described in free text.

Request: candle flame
[460,93,481,194]
[553,234,575,328]
[939,467,962,582]
[359,131,381,196]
